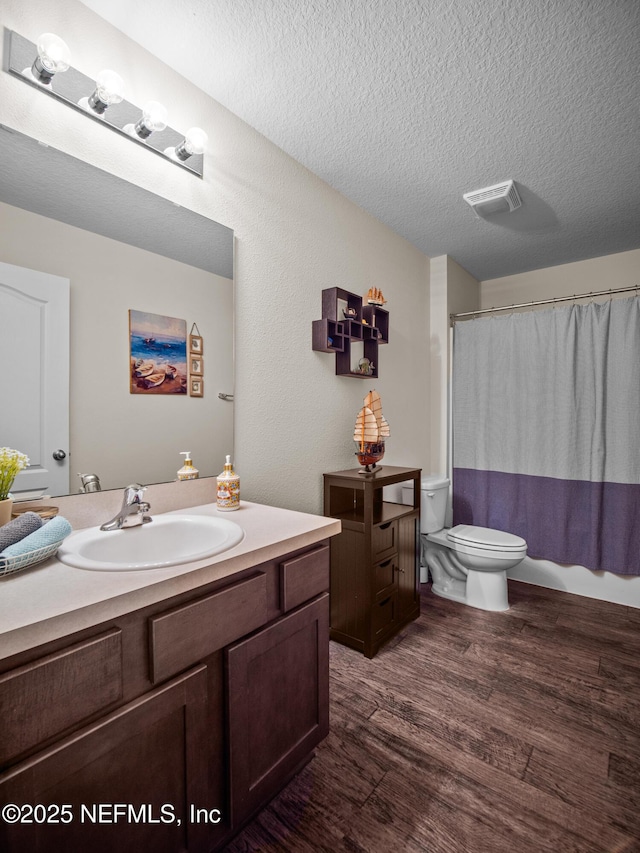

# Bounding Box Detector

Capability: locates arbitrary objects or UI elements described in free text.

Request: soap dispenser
[217,455,240,511]
[177,451,199,481]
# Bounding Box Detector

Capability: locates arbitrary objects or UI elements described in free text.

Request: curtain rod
[450,284,640,325]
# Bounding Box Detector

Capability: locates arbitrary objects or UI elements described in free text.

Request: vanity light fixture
[25,33,71,84]
[6,29,206,177]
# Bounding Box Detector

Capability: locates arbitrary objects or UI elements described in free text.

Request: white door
[0,261,70,498]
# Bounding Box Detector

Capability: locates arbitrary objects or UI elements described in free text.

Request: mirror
[0,125,234,496]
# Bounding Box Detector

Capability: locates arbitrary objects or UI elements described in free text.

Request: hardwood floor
[224,581,640,852]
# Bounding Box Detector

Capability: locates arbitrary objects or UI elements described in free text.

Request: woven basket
[0,542,60,578]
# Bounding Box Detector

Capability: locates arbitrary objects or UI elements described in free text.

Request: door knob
[52,449,67,460]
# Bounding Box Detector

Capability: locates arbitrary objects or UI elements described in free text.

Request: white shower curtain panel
[452,295,640,575]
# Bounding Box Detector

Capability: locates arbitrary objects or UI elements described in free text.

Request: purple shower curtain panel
[452,297,640,576]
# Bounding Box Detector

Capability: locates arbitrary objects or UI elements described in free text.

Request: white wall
[0,0,431,514]
[481,249,640,607]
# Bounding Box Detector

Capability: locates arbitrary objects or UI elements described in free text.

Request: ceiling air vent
[463,180,521,216]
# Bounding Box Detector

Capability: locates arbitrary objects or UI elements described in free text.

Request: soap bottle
[177,451,199,481]
[217,455,240,511]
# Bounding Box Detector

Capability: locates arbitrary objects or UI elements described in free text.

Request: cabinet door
[0,666,209,853]
[226,594,329,826]
[397,514,420,622]
[0,628,123,767]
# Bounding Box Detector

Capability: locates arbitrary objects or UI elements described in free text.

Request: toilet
[417,475,527,612]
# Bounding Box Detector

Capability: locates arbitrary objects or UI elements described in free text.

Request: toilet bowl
[417,476,527,612]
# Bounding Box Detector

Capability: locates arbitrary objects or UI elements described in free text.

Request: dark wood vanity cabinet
[324,466,421,658]
[0,541,331,852]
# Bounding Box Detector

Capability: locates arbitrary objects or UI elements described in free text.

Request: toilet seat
[447,524,526,552]
[424,524,527,611]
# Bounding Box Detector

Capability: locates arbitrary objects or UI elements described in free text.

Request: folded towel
[0,516,73,560]
[0,512,43,551]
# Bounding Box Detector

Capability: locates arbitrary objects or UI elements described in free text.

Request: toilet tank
[419,475,449,534]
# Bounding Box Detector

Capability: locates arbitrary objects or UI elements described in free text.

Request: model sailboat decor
[353,390,390,473]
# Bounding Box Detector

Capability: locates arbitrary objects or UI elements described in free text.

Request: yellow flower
[0,447,30,500]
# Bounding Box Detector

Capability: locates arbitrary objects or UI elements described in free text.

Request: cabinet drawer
[0,628,123,766]
[280,544,330,612]
[372,520,398,561]
[372,593,397,641]
[373,556,397,597]
[149,572,267,683]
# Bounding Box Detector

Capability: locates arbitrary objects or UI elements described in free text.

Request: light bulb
[31,33,71,82]
[135,101,168,138]
[86,69,125,114]
[174,127,208,160]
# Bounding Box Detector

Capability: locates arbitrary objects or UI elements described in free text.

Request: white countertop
[0,501,340,660]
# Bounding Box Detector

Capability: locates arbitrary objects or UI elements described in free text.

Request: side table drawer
[373,556,398,597]
[372,592,397,642]
[372,520,398,561]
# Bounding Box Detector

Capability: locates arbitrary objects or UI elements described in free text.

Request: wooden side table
[323,466,421,658]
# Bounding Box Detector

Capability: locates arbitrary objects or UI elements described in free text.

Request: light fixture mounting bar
[4,29,204,178]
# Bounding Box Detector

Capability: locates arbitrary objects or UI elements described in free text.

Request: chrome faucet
[78,472,102,493]
[100,484,152,531]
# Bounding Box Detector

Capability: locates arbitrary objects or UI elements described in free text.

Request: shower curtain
[452,295,640,576]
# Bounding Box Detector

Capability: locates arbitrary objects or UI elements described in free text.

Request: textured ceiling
[80,0,640,280]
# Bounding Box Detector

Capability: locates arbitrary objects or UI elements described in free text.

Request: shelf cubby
[362,304,389,344]
[335,338,379,378]
[312,318,345,352]
[342,319,363,340]
[321,287,362,323]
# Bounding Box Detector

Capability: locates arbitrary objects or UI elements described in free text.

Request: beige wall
[481,248,640,309]
[429,256,479,478]
[1,0,431,514]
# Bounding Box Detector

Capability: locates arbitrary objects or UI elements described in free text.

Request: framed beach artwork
[129,310,188,394]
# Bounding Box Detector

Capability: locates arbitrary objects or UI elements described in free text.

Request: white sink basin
[57,514,244,571]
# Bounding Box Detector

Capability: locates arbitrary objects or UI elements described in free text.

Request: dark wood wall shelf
[312,287,388,377]
[324,466,421,658]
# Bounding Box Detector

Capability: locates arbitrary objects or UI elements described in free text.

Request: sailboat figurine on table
[353,390,390,473]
